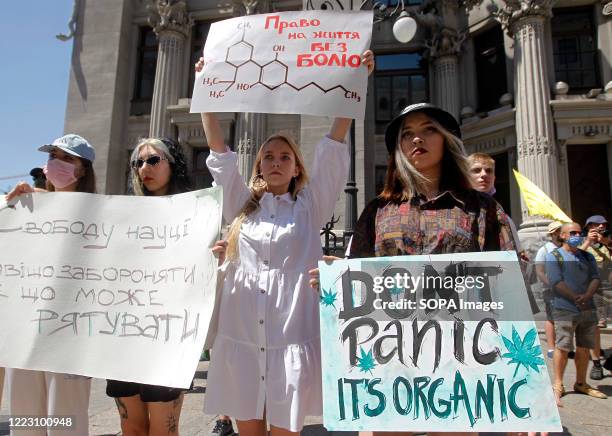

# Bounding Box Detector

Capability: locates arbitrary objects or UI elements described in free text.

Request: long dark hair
[46,157,96,194]
[130,137,193,196]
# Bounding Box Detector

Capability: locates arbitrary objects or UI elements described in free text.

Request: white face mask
[44,158,78,188]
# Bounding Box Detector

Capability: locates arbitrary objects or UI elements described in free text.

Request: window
[473,25,508,112]
[552,7,599,92]
[131,27,158,115]
[189,21,211,97]
[374,53,427,134]
[192,149,214,190]
[567,144,612,227]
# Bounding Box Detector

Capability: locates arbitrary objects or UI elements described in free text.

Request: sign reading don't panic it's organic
[318,252,562,432]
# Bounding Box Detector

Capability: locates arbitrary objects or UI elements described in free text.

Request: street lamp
[369,0,436,43]
[392,10,418,42]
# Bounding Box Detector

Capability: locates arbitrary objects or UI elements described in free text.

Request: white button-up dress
[204,136,348,431]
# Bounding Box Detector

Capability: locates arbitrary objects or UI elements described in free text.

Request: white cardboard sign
[190,10,373,119]
[0,188,222,388]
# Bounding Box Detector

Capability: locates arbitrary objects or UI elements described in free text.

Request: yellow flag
[513,169,572,222]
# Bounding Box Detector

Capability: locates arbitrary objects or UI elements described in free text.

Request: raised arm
[200,113,225,153]
[195,57,226,153]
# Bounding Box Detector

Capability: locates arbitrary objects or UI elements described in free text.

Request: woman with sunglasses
[5,134,96,436]
[195,51,374,435]
[105,137,192,435]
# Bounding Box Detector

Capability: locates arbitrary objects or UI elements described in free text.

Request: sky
[0,1,74,193]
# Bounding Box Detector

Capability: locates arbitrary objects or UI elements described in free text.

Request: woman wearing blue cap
[5,133,96,436]
[6,134,96,199]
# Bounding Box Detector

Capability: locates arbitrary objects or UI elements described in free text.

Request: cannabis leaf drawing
[356,347,377,374]
[319,287,337,309]
[389,285,404,297]
[501,326,545,378]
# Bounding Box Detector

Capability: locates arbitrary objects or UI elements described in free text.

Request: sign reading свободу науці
[319,252,562,432]
[0,187,222,388]
[190,10,372,119]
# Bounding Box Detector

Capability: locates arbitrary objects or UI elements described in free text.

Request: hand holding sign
[190,10,373,119]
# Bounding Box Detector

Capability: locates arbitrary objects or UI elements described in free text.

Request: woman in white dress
[196,51,374,435]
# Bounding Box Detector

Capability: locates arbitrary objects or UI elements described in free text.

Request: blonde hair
[225,133,309,260]
[380,117,472,201]
[467,152,496,169]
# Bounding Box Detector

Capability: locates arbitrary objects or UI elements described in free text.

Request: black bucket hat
[384,103,461,154]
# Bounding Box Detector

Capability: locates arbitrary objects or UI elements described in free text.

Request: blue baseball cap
[585,215,608,226]
[38,134,96,162]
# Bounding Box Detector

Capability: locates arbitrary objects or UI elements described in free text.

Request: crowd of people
[2,47,610,436]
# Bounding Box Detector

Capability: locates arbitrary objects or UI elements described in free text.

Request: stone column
[148,0,192,138]
[235,112,266,180]
[427,28,465,120]
[232,0,272,181]
[499,1,559,214]
[498,1,560,252]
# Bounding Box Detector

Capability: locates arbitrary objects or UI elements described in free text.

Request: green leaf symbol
[356,347,377,374]
[501,326,545,378]
[319,287,337,309]
[389,285,404,297]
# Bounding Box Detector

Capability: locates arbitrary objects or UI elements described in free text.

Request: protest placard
[319,251,562,432]
[190,10,372,119]
[0,187,222,388]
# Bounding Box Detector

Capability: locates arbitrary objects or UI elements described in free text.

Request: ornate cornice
[148,0,193,38]
[496,0,554,36]
[442,0,483,10]
[603,1,612,16]
[232,0,272,17]
[461,0,484,10]
[57,0,79,41]
[426,27,466,59]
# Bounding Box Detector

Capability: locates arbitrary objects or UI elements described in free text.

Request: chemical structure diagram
[201,26,362,102]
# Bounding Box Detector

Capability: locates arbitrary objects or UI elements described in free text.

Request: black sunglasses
[568,231,581,236]
[131,155,167,169]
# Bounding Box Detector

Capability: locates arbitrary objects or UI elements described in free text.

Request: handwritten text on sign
[0,188,222,388]
[190,11,373,119]
[318,252,561,432]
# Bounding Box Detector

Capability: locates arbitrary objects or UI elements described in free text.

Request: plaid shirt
[349,189,517,258]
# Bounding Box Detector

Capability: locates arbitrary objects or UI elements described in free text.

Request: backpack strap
[551,248,564,277]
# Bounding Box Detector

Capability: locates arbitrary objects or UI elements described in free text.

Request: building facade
[63,0,612,248]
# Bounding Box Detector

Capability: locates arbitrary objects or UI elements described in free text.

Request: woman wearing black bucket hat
[349,106,529,436]
[349,102,519,259]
